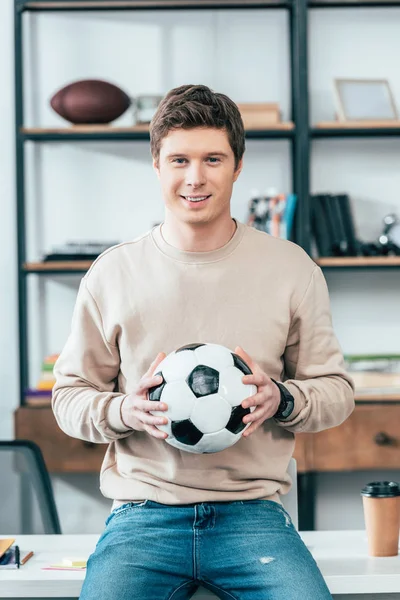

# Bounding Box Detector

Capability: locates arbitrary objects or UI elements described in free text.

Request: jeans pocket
[105,500,149,527]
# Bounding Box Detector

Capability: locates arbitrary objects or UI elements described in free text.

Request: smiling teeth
[186,196,208,202]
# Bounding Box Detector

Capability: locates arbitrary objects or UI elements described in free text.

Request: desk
[1,532,400,599]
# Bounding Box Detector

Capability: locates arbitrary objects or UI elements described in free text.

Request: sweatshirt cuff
[273,381,304,424]
[106,395,132,433]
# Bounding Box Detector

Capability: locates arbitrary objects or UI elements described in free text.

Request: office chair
[0,439,61,534]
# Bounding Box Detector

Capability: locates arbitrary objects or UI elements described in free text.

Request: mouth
[180,194,211,207]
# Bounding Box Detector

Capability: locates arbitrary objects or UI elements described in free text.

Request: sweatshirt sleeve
[52,277,132,443]
[275,265,355,434]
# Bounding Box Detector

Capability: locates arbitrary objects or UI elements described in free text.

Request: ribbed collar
[151,218,245,264]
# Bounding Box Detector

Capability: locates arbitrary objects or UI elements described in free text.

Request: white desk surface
[0,531,399,598]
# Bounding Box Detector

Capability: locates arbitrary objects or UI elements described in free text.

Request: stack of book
[25,353,59,407]
[0,539,33,569]
[43,241,119,262]
[311,194,359,257]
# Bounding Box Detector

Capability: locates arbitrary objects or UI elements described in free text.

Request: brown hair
[150,84,245,170]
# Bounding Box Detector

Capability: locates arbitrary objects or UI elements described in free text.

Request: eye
[207,157,220,164]
[172,158,187,164]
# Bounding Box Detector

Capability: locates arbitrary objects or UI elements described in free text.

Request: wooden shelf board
[316,256,400,268]
[21,123,294,136]
[21,125,150,134]
[355,394,400,402]
[24,1,290,10]
[24,261,93,272]
[315,120,400,129]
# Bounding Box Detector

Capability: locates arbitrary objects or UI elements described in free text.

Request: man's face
[154,127,242,227]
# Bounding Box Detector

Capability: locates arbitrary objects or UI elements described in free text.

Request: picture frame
[334,78,398,122]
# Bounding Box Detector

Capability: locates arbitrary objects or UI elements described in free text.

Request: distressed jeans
[80,499,332,600]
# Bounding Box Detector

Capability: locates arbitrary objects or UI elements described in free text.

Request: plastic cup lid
[361,481,400,498]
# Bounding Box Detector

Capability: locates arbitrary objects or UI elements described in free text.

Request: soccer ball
[148,343,257,454]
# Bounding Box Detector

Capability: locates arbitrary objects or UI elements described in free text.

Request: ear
[153,157,160,178]
[233,158,243,182]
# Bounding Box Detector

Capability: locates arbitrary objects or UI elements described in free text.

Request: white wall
[0,1,399,533]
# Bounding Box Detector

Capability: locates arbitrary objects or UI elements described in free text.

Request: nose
[185,161,206,188]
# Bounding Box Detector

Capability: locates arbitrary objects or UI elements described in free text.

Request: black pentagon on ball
[226,405,251,434]
[148,371,166,401]
[171,419,203,446]
[176,343,206,353]
[232,352,252,376]
[187,365,219,397]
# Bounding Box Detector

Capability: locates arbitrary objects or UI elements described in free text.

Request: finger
[138,398,168,412]
[143,423,168,439]
[137,374,164,395]
[242,418,265,437]
[137,410,168,426]
[242,372,270,387]
[145,352,166,378]
[242,391,269,409]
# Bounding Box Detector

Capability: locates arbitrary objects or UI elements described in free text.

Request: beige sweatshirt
[52,219,354,505]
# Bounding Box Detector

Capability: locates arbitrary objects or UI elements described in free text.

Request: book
[0,538,15,559]
[311,194,333,257]
[336,194,359,256]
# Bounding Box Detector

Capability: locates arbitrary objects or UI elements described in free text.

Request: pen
[21,551,34,566]
[15,545,20,569]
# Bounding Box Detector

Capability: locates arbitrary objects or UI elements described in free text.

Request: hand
[121,352,169,439]
[235,346,281,437]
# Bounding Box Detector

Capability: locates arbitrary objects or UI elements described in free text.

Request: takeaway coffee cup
[361,481,400,557]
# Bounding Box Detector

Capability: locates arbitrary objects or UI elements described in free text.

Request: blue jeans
[80,499,332,600]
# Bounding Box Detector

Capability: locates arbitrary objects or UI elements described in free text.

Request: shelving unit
[15,0,310,401]
[14,0,400,400]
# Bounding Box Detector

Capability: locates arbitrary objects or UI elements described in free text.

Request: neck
[161,215,237,252]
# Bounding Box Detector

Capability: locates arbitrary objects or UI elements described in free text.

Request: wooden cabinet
[15,403,400,474]
[15,407,105,473]
[311,404,400,471]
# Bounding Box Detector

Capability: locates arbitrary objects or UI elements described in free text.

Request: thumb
[234,346,255,370]
[147,352,166,377]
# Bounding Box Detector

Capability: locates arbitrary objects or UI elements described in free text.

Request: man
[52,84,354,600]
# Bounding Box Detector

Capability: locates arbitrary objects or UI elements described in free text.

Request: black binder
[311,194,333,257]
[336,194,359,256]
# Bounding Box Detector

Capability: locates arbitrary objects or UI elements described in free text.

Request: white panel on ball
[158,380,196,421]
[192,429,242,454]
[159,350,198,382]
[190,395,232,434]
[194,343,234,371]
[219,366,257,408]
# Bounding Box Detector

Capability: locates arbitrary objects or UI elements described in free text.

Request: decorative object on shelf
[334,78,398,122]
[133,94,163,124]
[237,103,281,129]
[246,189,297,240]
[50,79,131,125]
[379,213,400,248]
[43,241,120,262]
[344,355,400,397]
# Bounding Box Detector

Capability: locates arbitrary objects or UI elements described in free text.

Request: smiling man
[52,84,354,600]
